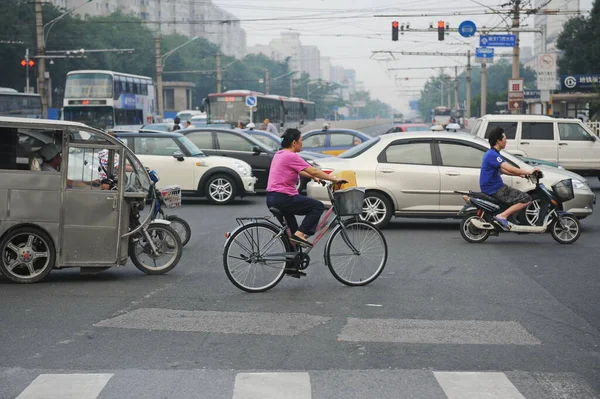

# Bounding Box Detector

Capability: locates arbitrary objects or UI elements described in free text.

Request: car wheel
[205,174,238,205]
[360,191,393,229]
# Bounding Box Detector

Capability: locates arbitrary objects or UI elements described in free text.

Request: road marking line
[434,372,526,399]
[233,372,311,399]
[338,318,541,345]
[16,373,113,399]
[95,308,330,336]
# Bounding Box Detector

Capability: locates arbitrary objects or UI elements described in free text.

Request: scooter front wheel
[550,214,581,244]
[129,224,182,274]
[460,214,491,243]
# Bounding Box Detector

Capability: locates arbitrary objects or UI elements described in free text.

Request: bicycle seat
[269,207,285,218]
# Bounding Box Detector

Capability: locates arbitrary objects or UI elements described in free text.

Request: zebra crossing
[2,369,597,399]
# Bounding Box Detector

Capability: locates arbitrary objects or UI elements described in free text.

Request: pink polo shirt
[266,150,311,196]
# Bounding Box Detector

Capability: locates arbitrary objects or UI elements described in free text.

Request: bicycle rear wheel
[325,220,387,286]
[223,222,289,293]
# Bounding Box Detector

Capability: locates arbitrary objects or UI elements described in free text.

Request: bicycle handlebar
[318,179,348,187]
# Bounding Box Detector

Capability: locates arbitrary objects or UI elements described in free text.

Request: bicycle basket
[551,179,574,202]
[160,185,182,208]
[333,187,365,216]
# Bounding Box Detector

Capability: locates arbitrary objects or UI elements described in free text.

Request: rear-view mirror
[173,150,185,161]
[252,145,262,155]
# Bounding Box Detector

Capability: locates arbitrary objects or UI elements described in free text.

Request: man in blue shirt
[480,127,538,229]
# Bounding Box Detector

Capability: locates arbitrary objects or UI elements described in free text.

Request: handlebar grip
[336,179,348,185]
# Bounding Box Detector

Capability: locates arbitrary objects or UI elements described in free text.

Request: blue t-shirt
[480,149,505,195]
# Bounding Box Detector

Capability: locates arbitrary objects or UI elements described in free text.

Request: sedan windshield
[177,136,205,156]
[338,137,381,158]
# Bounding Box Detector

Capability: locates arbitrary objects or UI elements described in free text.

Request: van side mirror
[173,150,185,161]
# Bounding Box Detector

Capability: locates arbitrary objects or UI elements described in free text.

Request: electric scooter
[456,170,581,244]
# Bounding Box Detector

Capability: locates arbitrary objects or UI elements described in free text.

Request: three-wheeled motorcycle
[0,117,182,283]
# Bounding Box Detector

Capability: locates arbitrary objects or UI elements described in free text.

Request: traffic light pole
[511,0,521,114]
[25,49,30,93]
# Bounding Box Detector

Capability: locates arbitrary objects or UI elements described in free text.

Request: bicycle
[223,181,388,292]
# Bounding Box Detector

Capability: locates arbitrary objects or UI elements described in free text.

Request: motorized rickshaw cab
[0,117,152,283]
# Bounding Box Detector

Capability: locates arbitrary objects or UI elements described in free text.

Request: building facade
[48,0,247,58]
[533,0,580,55]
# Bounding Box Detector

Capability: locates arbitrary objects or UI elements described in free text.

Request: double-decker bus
[432,106,452,126]
[205,90,316,129]
[0,88,42,119]
[62,70,156,131]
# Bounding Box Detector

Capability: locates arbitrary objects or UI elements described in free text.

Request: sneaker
[289,235,313,248]
[494,217,510,230]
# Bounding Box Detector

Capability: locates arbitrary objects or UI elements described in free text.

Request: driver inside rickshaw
[39,143,110,190]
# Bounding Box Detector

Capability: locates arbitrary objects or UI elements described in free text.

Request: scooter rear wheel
[460,214,491,243]
[550,214,581,244]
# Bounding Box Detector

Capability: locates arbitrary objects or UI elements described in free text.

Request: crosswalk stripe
[434,371,526,399]
[233,372,311,399]
[15,373,113,399]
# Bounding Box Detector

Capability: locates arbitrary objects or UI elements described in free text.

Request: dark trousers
[266,192,325,236]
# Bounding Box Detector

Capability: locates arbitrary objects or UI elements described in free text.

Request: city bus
[0,88,42,119]
[63,70,156,131]
[205,90,316,129]
[432,106,452,126]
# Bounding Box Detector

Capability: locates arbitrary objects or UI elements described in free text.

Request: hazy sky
[215,0,592,111]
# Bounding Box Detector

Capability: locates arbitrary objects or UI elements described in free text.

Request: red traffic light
[28,60,34,67]
[20,60,35,67]
[392,21,399,28]
[438,20,445,28]
[20,60,26,67]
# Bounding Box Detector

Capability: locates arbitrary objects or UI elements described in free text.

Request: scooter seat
[469,191,505,206]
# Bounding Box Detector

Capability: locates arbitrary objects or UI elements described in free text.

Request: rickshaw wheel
[0,226,56,284]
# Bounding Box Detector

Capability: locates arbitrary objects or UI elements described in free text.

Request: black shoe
[289,235,313,248]
[284,268,306,278]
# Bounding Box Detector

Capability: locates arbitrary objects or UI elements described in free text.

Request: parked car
[302,128,372,156]
[307,132,595,228]
[471,115,600,177]
[384,124,430,133]
[140,123,174,132]
[113,132,256,205]
[244,129,328,158]
[176,110,205,123]
[178,128,322,191]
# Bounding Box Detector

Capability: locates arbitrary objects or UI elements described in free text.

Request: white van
[471,115,600,176]
[176,110,205,123]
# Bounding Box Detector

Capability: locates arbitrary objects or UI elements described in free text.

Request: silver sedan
[307,132,596,228]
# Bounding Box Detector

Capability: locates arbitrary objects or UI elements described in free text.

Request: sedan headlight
[572,179,589,190]
[234,161,249,175]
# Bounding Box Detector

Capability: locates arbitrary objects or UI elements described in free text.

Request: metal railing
[586,121,600,135]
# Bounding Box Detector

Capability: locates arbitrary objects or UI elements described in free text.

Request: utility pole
[454,66,459,111]
[155,0,163,118]
[466,50,471,118]
[265,69,270,94]
[290,76,294,96]
[481,62,487,116]
[447,78,452,110]
[25,49,31,93]
[155,37,163,117]
[35,1,48,118]
[216,51,222,93]
[511,0,521,114]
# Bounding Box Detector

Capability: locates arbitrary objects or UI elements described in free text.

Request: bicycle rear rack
[235,216,280,228]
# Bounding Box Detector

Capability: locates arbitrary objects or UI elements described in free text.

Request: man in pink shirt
[266,128,342,247]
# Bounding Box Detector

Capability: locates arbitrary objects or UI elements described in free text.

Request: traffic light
[20,59,34,67]
[392,21,399,41]
[438,20,445,41]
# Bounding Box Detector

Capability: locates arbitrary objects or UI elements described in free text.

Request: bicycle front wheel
[325,220,387,286]
[223,222,289,293]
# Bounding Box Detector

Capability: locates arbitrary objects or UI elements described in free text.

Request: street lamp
[44,0,94,46]
[162,36,199,68]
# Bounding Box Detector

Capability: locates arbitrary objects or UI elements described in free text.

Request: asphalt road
[1,124,599,399]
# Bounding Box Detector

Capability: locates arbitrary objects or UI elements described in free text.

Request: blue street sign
[561,74,600,90]
[480,34,517,47]
[458,21,477,38]
[475,47,494,58]
[245,96,257,107]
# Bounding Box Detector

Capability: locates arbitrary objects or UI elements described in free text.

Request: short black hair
[281,128,302,148]
[488,127,505,147]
